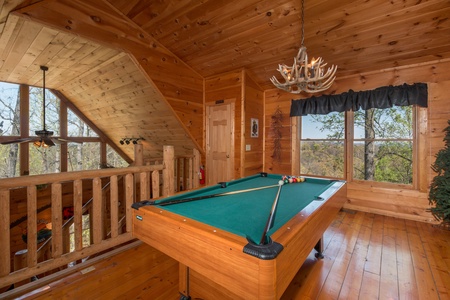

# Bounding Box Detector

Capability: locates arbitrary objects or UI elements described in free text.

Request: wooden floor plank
[379,216,399,299]
[416,221,450,299]
[338,212,373,300]
[364,213,384,275]
[394,218,419,299]
[281,210,349,299]
[317,211,365,299]
[359,270,380,300]
[405,219,440,300]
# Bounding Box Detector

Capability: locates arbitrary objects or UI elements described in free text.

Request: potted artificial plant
[429,120,450,229]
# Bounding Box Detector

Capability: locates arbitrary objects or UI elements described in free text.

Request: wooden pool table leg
[179,263,191,300]
[314,237,325,259]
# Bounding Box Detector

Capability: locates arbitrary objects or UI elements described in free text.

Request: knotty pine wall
[205,70,264,180]
[264,59,450,223]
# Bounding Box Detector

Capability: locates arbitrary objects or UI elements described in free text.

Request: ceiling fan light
[33,140,49,148]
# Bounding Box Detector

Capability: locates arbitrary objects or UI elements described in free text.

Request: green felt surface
[155,173,335,243]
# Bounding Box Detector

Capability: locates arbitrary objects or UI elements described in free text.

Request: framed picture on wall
[251,118,259,138]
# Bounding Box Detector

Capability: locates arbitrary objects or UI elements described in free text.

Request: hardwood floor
[9,210,450,300]
[281,210,450,300]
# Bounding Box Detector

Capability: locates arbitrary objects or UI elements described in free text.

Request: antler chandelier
[270,0,337,94]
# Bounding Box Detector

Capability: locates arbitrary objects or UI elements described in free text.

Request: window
[107,144,128,168]
[29,144,61,175]
[67,142,101,171]
[299,106,415,185]
[68,109,98,137]
[0,82,20,136]
[29,87,60,136]
[0,82,129,177]
[353,106,413,184]
[300,112,345,178]
[293,83,425,186]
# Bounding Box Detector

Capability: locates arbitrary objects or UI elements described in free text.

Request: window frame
[296,105,420,189]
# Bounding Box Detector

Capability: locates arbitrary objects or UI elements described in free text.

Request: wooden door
[206,100,235,185]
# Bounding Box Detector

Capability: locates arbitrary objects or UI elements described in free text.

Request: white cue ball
[278,180,285,186]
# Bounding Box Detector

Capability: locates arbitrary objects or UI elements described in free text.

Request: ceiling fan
[1,66,76,148]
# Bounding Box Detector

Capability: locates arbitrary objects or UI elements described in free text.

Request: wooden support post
[163,146,175,197]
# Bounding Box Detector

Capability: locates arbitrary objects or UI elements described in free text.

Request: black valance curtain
[290,83,428,116]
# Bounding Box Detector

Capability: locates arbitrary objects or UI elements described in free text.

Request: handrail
[0,145,178,290]
[0,145,202,292]
[0,165,162,189]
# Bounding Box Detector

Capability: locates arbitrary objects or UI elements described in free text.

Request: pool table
[132,173,346,299]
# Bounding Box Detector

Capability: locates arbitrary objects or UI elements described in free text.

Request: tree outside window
[299,106,414,185]
[300,112,345,178]
[353,106,413,184]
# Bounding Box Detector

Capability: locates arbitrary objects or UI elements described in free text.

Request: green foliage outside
[301,106,413,184]
[429,120,450,224]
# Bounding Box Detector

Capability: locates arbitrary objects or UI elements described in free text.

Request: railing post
[163,145,175,197]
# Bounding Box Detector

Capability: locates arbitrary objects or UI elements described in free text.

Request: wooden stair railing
[0,145,180,291]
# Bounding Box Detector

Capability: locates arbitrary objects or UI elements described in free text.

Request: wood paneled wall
[243,72,264,176]
[264,59,450,223]
[205,70,264,179]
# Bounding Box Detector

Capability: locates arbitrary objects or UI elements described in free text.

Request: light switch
[246,144,251,151]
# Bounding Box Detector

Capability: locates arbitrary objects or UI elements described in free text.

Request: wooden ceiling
[0,0,449,160]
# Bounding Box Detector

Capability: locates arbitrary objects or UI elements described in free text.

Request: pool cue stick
[148,184,280,206]
[258,180,284,245]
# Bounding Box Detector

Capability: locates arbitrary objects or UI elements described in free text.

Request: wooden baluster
[13,250,30,287]
[92,177,103,245]
[163,145,175,196]
[26,186,37,267]
[110,175,119,239]
[74,179,83,251]
[51,183,63,258]
[151,170,160,199]
[125,174,134,233]
[0,189,10,277]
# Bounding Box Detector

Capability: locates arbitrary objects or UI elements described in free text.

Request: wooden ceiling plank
[0,14,23,70]
[8,26,62,84]
[1,19,43,82]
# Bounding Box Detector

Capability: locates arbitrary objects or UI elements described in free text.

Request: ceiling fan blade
[43,137,55,147]
[57,138,83,144]
[1,137,36,145]
[49,137,83,144]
